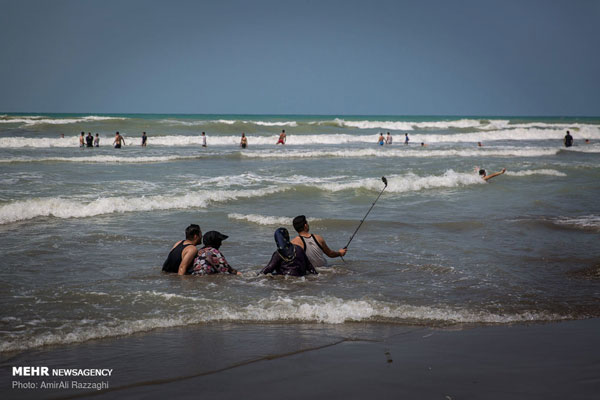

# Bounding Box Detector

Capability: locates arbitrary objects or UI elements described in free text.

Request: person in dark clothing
[564,131,573,147]
[162,224,202,274]
[260,228,317,277]
[85,133,94,147]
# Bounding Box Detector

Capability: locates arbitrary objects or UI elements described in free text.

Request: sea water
[0,114,599,353]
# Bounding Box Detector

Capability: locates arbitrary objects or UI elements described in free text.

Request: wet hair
[81,132,84,136]
[202,132,205,135]
[293,215,308,232]
[185,224,201,240]
[479,169,486,176]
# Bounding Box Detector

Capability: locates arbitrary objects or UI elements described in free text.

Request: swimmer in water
[141,132,147,147]
[378,133,385,146]
[479,168,506,181]
[113,132,125,148]
[385,132,393,145]
[240,133,248,148]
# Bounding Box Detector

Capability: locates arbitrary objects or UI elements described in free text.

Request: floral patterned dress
[191,247,238,275]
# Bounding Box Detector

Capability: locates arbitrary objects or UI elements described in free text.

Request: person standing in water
[378,133,385,146]
[385,132,393,145]
[291,215,347,268]
[113,132,125,148]
[277,129,286,145]
[240,133,248,148]
[162,224,202,274]
[85,132,94,148]
[141,132,147,147]
[79,132,85,148]
[564,131,573,147]
[201,132,207,147]
[404,133,410,145]
[94,133,100,147]
[479,168,506,181]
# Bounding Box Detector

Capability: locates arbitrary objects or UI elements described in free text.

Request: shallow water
[1,114,599,352]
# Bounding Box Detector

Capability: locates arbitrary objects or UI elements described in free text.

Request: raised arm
[315,234,347,258]
[483,168,506,181]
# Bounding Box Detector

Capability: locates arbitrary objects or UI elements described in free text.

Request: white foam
[241,147,559,159]
[316,171,484,193]
[553,215,600,231]
[323,118,489,131]
[0,187,286,224]
[0,115,127,125]
[0,294,569,352]
[0,155,202,164]
[228,213,318,226]
[505,169,567,177]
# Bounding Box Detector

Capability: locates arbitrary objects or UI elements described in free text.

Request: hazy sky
[1,0,598,115]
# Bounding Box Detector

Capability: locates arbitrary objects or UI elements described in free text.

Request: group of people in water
[162,216,347,277]
[78,131,145,148]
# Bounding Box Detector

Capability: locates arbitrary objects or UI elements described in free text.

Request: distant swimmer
[585,139,590,144]
[478,142,483,147]
[260,228,317,276]
[404,133,409,145]
[201,132,207,147]
[240,133,248,148]
[113,132,125,148]
[190,231,242,276]
[479,168,506,181]
[421,142,427,147]
[60,133,64,138]
[385,132,393,145]
[141,132,147,147]
[94,133,99,147]
[291,215,347,268]
[277,129,286,145]
[162,224,202,275]
[564,131,573,147]
[79,132,85,148]
[378,133,385,146]
[85,132,94,148]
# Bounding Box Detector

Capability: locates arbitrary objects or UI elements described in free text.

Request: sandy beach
[2,318,598,399]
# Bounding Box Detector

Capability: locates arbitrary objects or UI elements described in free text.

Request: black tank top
[162,241,194,273]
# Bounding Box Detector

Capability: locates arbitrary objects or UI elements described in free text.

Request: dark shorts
[115,144,121,148]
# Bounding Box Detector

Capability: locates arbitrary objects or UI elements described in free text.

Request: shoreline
[2,318,599,399]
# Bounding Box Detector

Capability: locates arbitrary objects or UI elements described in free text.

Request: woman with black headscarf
[260,228,317,276]
[190,231,241,276]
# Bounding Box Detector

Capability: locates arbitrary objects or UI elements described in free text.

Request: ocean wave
[0,187,286,224]
[228,213,322,226]
[505,169,567,177]
[0,115,127,126]
[240,147,559,159]
[0,155,203,164]
[315,171,484,193]
[551,215,600,232]
[0,294,569,352]
[318,118,492,131]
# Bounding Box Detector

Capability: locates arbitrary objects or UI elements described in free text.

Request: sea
[1,113,599,354]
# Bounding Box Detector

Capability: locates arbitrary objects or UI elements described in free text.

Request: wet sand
[2,319,599,399]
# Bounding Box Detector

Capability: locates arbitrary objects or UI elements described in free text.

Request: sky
[0,0,599,116]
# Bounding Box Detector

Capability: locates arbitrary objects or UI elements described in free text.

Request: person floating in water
[190,231,241,276]
[564,131,573,147]
[162,224,202,275]
[277,129,286,145]
[85,132,94,148]
[378,133,385,146]
[479,168,506,181]
[240,133,248,148]
[260,228,317,276]
[141,132,147,147]
[113,132,125,148]
[385,132,393,145]
[201,132,207,147]
[291,215,346,268]
[404,133,409,145]
[94,133,100,147]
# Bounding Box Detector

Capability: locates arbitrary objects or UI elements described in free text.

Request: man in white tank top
[291,215,347,268]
